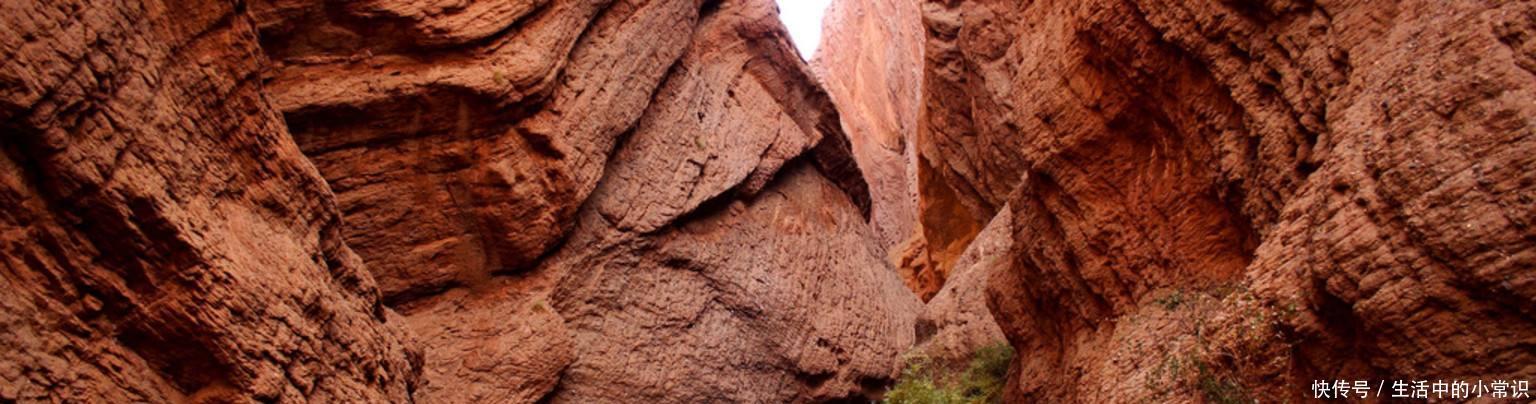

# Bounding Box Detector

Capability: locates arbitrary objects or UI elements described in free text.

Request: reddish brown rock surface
[917,0,1536,401]
[541,1,916,400]
[912,207,1008,367]
[816,0,969,301]
[13,0,1528,401]
[1,0,421,401]
[813,0,924,253]
[252,0,703,301]
[251,0,912,400]
[3,0,923,402]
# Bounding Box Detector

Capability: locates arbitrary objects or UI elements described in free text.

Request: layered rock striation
[1,1,421,401]
[3,0,919,402]
[812,0,924,263]
[916,0,1536,401]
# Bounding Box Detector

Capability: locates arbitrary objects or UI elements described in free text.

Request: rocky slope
[2,0,919,402]
[917,0,1536,400]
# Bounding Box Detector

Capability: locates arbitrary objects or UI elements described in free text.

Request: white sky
[775,0,834,59]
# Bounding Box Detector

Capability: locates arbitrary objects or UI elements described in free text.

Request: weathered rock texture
[813,0,1008,372]
[812,0,924,253]
[917,0,1536,401]
[3,0,920,402]
[1,0,421,402]
[540,0,917,400]
[912,207,1008,367]
[253,0,704,301]
[816,0,980,302]
[254,0,912,401]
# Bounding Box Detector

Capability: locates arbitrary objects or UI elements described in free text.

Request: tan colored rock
[0,0,421,401]
[916,0,1536,401]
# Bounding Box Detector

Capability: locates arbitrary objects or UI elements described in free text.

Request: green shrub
[886,342,1015,404]
[1195,360,1253,404]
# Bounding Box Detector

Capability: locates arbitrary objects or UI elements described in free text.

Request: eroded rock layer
[541,1,917,401]
[256,0,909,401]
[1,1,421,401]
[812,0,924,257]
[3,0,918,402]
[815,0,970,302]
[917,0,1536,401]
[912,207,1008,367]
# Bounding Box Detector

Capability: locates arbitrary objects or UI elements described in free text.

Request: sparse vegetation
[1155,290,1186,310]
[1195,360,1253,404]
[1141,284,1271,403]
[885,342,1015,404]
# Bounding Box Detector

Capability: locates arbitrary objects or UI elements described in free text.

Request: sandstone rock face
[3,0,919,402]
[816,0,969,301]
[0,0,421,402]
[917,0,1536,401]
[912,208,1008,367]
[541,1,916,400]
[253,0,704,301]
[813,0,925,253]
[251,0,908,400]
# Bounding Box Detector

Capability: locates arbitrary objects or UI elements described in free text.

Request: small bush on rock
[886,342,1015,404]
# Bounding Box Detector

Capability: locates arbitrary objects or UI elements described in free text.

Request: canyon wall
[1,1,421,401]
[811,0,921,255]
[816,0,1007,374]
[917,0,1536,400]
[2,0,919,402]
[814,0,951,299]
[817,0,995,302]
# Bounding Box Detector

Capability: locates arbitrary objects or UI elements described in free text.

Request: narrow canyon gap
[2,0,1533,402]
[3,0,921,401]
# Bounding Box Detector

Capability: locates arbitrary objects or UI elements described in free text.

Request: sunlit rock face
[916,0,1536,400]
[813,0,943,298]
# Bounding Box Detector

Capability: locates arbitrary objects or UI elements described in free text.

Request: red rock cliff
[916,0,1535,401]
[1,1,421,401]
[812,0,924,256]
[3,0,918,402]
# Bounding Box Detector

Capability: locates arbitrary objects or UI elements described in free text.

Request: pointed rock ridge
[0,1,421,401]
[917,0,1536,401]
